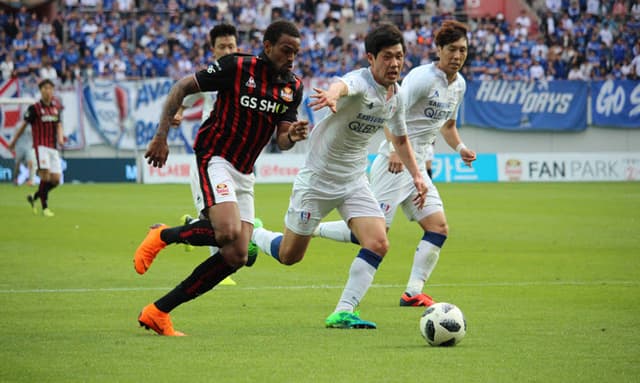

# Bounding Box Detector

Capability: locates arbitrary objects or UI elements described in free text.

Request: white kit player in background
[171,24,244,286]
[314,20,477,307]
[251,24,428,329]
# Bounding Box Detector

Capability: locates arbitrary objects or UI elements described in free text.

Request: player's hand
[8,141,15,151]
[288,120,309,142]
[172,106,185,126]
[387,152,404,174]
[145,135,170,168]
[412,176,428,209]
[460,148,477,167]
[309,87,338,113]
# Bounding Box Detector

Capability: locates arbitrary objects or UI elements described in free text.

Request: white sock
[405,239,441,296]
[252,227,282,257]
[334,250,381,313]
[315,220,352,242]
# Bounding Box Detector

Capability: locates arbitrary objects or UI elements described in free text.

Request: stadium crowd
[0,0,639,86]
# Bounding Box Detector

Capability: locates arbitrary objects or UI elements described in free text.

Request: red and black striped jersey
[24,99,61,149]
[193,52,304,174]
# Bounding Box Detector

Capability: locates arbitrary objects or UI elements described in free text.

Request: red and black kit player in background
[132,20,310,336]
[9,79,64,217]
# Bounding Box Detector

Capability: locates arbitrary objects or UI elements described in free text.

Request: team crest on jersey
[245,76,256,88]
[216,183,230,196]
[280,86,293,102]
[299,211,311,224]
[379,202,391,214]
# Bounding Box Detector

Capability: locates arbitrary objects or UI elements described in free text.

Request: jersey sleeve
[340,70,369,96]
[400,68,428,111]
[23,104,36,124]
[450,77,466,121]
[388,90,407,136]
[194,55,236,93]
[281,80,304,123]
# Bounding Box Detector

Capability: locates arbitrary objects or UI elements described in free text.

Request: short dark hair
[364,23,406,57]
[263,20,300,45]
[435,20,468,47]
[209,23,238,47]
[38,79,55,89]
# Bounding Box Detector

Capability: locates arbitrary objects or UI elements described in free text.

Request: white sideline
[0,280,637,294]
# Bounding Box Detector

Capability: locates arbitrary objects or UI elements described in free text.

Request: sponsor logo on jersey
[280,86,293,102]
[240,95,289,114]
[207,62,221,73]
[246,76,256,88]
[41,114,59,122]
[347,112,385,134]
[216,183,230,196]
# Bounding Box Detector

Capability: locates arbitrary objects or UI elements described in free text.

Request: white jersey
[378,63,466,164]
[304,68,407,182]
[182,91,217,125]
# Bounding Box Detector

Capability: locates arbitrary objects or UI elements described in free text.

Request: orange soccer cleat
[134,224,168,274]
[399,292,436,307]
[137,303,185,336]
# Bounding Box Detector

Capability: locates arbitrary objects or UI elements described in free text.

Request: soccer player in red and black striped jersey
[133,20,309,336]
[9,79,64,217]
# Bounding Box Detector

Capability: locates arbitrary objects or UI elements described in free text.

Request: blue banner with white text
[464,80,589,131]
[591,80,640,129]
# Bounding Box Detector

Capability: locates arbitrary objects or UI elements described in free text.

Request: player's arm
[56,122,64,147]
[389,133,427,208]
[8,121,28,151]
[275,81,308,150]
[439,119,476,167]
[383,126,404,174]
[308,80,348,113]
[173,93,203,126]
[145,75,200,167]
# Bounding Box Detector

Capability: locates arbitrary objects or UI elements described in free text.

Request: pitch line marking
[0,280,637,294]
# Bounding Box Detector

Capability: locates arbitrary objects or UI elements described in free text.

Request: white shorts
[425,142,435,162]
[35,145,61,174]
[190,156,255,224]
[369,154,443,227]
[285,168,383,236]
[15,145,35,164]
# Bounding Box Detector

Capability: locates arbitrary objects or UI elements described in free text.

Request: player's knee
[278,250,304,266]
[222,246,248,268]
[364,237,389,256]
[214,224,241,245]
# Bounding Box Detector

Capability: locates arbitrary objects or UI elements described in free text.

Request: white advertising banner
[141,154,194,184]
[254,153,306,183]
[141,153,306,184]
[497,152,640,182]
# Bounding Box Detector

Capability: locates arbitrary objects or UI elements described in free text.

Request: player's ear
[366,52,375,66]
[264,40,273,55]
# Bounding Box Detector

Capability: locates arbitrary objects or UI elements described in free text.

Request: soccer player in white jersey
[314,20,477,307]
[252,24,428,329]
[172,24,247,285]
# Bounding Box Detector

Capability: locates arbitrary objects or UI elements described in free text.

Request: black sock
[38,182,52,209]
[154,253,237,312]
[160,219,219,246]
[427,168,433,179]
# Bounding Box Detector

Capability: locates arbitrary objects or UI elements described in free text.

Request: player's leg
[136,159,256,336]
[251,169,325,265]
[12,148,25,185]
[326,183,386,329]
[134,157,239,274]
[26,148,36,186]
[399,181,447,307]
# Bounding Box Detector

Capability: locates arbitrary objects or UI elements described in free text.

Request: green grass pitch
[1,182,639,382]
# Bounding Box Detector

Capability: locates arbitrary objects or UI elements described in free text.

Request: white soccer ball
[419,302,466,346]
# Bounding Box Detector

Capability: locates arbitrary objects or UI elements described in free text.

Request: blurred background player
[11,123,36,186]
[132,20,308,336]
[251,24,428,329]
[313,20,476,307]
[172,23,242,286]
[8,79,64,217]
